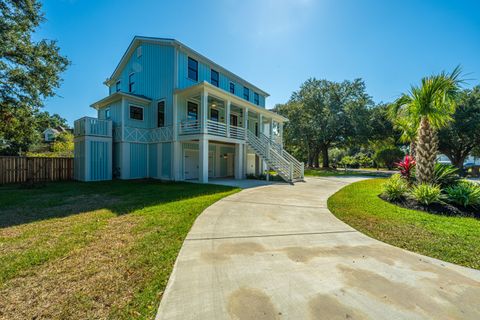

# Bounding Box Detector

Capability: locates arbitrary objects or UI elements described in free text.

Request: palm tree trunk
[416,117,438,183]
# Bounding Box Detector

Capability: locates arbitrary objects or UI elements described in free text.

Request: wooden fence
[0,156,74,184]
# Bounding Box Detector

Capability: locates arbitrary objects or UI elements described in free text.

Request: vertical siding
[89,140,111,181]
[161,142,171,178]
[149,143,157,178]
[97,100,122,126]
[112,43,175,129]
[130,143,148,178]
[74,139,85,181]
[176,49,266,108]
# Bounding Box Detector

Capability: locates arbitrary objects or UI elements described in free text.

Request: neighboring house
[73,36,303,183]
[43,126,68,142]
[437,154,480,167]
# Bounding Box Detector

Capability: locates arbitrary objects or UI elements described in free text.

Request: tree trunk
[416,117,438,183]
[313,150,320,168]
[322,148,329,168]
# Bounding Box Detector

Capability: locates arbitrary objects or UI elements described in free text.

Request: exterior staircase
[246,130,304,183]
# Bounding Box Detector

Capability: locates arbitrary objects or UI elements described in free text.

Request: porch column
[279,122,284,146]
[226,100,231,138]
[270,119,274,140]
[259,114,263,136]
[234,143,243,179]
[243,107,249,139]
[200,90,208,134]
[199,137,209,183]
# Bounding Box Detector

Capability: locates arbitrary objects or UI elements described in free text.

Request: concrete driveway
[156,177,480,320]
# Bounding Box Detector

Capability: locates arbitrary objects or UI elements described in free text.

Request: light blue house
[74,36,303,183]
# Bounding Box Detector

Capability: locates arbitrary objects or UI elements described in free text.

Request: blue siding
[130,143,148,178]
[177,49,266,108]
[98,100,122,126]
[149,143,158,178]
[74,140,85,181]
[111,43,176,128]
[89,140,111,181]
[161,142,171,178]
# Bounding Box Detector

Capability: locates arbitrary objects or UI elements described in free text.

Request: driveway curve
[156,177,480,320]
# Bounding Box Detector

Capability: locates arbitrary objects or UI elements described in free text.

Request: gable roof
[105,36,270,97]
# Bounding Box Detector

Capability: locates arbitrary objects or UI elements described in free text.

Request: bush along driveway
[157,177,480,320]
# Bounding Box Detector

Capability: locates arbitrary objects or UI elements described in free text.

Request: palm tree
[394,67,463,183]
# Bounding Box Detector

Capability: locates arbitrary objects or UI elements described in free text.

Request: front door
[184,150,199,180]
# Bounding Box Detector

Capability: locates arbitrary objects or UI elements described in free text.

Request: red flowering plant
[396,155,416,183]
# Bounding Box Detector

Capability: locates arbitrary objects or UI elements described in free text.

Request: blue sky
[37,0,480,125]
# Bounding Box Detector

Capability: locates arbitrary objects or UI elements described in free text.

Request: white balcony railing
[206,120,227,137]
[178,120,201,135]
[74,117,112,137]
[229,125,245,140]
[178,119,246,140]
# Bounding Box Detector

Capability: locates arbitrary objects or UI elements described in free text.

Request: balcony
[178,119,246,140]
[74,117,112,137]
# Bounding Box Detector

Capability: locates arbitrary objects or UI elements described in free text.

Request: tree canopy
[0,0,69,155]
[438,86,480,170]
[275,78,373,168]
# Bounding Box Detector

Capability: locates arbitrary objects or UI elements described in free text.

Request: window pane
[129,74,134,92]
[187,102,198,121]
[116,81,121,92]
[230,114,238,126]
[229,82,235,94]
[211,70,219,87]
[254,92,259,105]
[157,101,165,127]
[188,57,198,81]
[210,109,219,122]
[243,87,249,100]
[130,106,143,120]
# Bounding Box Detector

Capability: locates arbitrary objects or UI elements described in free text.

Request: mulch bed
[378,194,480,219]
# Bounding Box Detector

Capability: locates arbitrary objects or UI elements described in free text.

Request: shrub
[339,156,359,168]
[373,147,404,170]
[382,174,408,201]
[444,181,480,207]
[396,155,415,182]
[432,164,461,188]
[355,152,373,168]
[410,183,443,205]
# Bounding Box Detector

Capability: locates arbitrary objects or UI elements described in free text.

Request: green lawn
[0,180,238,319]
[327,178,480,270]
[305,168,390,177]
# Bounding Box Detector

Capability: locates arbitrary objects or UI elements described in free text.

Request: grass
[305,168,390,177]
[0,180,239,319]
[327,178,480,270]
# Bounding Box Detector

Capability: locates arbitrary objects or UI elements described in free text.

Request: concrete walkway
[156,177,480,320]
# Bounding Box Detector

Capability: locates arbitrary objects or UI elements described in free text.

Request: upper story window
[157,101,165,127]
[115,80,121,92]
[211,69,219,87]
[254,92,259,105]
[229,82,235,94]
[188,57,198,81]
[129,73,135,92]
[243,87,250,101]
[136,46,142,58]
[129,105,143,121]
[105,108,111,119]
